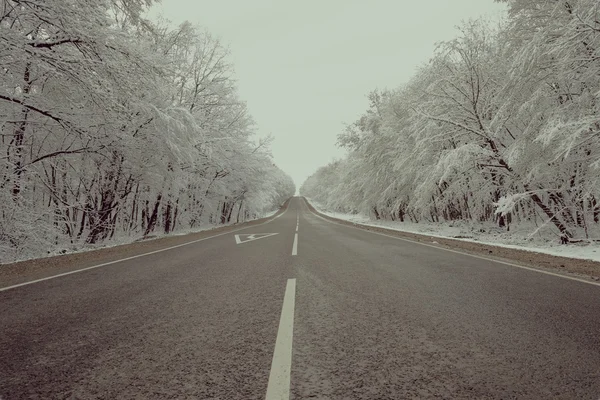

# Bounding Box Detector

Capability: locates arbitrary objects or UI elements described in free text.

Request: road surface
[1,197,599,399]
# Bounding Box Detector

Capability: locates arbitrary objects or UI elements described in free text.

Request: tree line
[0,0,295,262]
[301,0,600,242]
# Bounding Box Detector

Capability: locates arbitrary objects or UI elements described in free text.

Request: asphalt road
[1,197,599,399]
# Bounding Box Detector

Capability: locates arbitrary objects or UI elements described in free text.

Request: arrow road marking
[234,233,279,245]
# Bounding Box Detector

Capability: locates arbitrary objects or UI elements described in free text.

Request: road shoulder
[0,199,290,289]
[302,197,600,282]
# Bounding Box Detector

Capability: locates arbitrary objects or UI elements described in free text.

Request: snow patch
[308,199,600,263]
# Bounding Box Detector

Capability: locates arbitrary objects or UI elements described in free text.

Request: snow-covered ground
[4,208,282,265]
[308,200,600,263]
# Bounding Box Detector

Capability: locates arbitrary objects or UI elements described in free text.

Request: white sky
[149,1,507,188]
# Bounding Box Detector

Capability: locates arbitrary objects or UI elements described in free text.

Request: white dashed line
[292,233,298,256]
[265,278,296,400]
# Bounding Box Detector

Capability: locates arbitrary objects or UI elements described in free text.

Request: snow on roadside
[6,207,283,265]
[307,199,600,263]
[259,208,281,220]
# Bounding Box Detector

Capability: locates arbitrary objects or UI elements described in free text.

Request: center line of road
[292,233,298,256]
[265,278,296,400]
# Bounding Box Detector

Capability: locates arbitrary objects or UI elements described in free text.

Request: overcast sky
[149,1,506,188]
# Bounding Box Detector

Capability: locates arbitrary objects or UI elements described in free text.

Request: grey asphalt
[1,197,599,399]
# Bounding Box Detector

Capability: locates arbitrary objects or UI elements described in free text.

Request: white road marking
[265,278,296,400]
[0,204,291,293]
[302,198,600,288]
[234,233,279,244]
[292,233,298,256]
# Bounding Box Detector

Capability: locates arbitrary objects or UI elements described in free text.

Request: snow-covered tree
[0,0,294,262]
[302,2,600,242]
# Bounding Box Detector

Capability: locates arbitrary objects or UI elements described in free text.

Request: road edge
[0,198,292,291]
[302,197,600,285]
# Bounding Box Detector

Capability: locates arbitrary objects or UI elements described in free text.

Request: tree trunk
[373,207,380,220]
[221,201,232,224]
[11,63,32,198]
[142,199,149,231]
[236,200,244,223]
[77,210,87,240]
[172,198,179,231]
[226,201,235,223]
[163,199,172,234]
[549,192,575,226]
[592,197,599,223]
[86,193,116,244]
[529,191,573,239]
[129,183,139,231]
[144,193,162,236]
